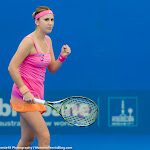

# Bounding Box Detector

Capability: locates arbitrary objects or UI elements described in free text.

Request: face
[36,14,54,33]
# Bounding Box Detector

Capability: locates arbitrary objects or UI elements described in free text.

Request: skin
[8,11,71,150]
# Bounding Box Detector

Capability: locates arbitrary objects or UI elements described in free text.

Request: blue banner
[1,90,150,134]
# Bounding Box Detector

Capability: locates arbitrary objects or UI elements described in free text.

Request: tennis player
[8,6,71,150]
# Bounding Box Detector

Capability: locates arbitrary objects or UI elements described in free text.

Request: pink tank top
[12,36,51,99]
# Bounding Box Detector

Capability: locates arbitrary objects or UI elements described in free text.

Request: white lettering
[0,98,17,117]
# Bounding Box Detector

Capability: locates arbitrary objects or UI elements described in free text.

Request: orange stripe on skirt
[10,95,47,114]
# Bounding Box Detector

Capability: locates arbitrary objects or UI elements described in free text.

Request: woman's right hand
[23,92,36,104]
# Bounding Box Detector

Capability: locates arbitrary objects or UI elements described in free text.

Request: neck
[33,29,46,41]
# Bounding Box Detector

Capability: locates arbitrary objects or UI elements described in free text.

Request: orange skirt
[10,95,47,114]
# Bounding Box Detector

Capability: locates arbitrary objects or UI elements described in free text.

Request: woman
[8,6,71,149]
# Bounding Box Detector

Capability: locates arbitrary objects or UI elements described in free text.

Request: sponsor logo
[108,97,138,127]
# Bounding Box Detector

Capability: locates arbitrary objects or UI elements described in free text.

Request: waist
[21,76,44,84]
[19,67,46,82]
[12,76,44,99]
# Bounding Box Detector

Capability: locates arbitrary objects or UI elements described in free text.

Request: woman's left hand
[61,45,71,57]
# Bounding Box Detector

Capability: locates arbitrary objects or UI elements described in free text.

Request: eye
[51,18,54,21]
[45,18,49,21]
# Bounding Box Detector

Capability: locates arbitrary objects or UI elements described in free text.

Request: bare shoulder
[18,37,34,54]
[20,37,34,48]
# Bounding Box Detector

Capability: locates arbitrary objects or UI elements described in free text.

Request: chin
[46,30,52,34]
[44,31,51,34]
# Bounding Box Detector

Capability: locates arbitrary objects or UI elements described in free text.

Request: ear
[35,20,39,26]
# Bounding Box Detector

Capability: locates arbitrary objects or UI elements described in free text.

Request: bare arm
[47,36,71,74]
[48,45,63,74]
[8,38,33,88]
[8,38,36,103]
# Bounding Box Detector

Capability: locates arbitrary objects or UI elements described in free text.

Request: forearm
[48,59,62,74]
[8,66,25,88]
[48,45,70,74]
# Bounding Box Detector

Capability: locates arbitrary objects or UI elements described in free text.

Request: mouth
[47,27,52,30]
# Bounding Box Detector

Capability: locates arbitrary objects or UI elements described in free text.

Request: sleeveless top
[11,35,51,100]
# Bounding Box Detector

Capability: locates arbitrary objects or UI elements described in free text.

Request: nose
[48,20,53,26]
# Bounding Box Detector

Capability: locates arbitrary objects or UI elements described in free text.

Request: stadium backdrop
[0,0,150,134]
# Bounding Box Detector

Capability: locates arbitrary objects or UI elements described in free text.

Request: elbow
[8,65,12,73]
[48,66,56,74]
[51,71,55,74]
[8,65,14,75]
[48,69,56,74]
[8,64,17,74]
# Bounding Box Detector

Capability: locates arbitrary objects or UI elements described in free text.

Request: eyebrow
[44,17,54,19]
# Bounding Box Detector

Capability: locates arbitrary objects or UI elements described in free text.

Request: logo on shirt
[39,54,44,61]
[41,57,44,61]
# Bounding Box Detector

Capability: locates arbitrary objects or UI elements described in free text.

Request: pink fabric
[11,36,51,100]
[58,54,67,62]
[35,10,53,21]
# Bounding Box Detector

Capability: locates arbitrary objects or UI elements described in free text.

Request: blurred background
[0,0,150,149]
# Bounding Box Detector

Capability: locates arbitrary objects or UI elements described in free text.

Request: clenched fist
[60,45,71,57]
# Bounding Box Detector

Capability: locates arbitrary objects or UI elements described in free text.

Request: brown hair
[32,6,51,20]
